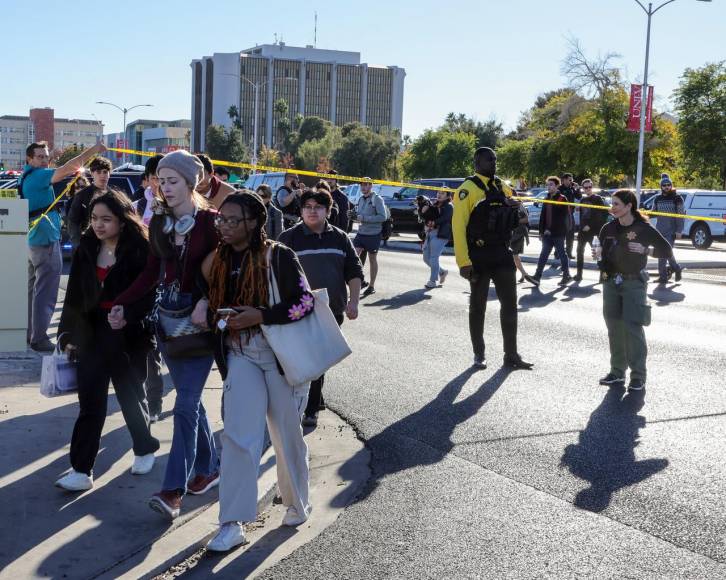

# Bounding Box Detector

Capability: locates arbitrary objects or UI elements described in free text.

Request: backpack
[466,175,520,249]
[381,202,393,240]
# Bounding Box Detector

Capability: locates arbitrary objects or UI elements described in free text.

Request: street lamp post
[95,101,153,165]
[632,0,711,203]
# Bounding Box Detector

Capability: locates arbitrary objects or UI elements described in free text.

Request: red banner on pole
[627,84,653,132]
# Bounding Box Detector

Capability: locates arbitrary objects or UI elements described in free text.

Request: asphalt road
[258,247,726,579]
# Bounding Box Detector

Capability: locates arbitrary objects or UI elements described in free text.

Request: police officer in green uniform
[595,190,672,392]
[453,147,533,370]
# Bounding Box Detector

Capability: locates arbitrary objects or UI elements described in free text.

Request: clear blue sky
[6,0,724,138]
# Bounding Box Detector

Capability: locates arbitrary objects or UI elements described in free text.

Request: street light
[632,0,711,203]
[95,101,153,165]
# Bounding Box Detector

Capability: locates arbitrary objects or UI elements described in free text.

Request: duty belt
[603,271,644,281]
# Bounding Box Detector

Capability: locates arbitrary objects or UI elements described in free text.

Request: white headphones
[162,206,198,236]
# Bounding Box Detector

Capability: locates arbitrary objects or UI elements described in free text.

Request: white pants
[219,333,310,523]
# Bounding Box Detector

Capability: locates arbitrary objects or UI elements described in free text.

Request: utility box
[0,198,29,351]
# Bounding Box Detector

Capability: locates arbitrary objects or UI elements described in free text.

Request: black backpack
[466,175,520,249]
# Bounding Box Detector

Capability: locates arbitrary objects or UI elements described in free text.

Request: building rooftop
[240,43,361,65]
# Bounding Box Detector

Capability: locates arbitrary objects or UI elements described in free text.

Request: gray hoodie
[356,193,387,236]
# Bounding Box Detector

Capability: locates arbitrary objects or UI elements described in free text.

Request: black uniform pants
[566,229,576,258]
[70,322,160,475]
[304,313,345,417]
[469,262,518,360]
[576,231,596,276]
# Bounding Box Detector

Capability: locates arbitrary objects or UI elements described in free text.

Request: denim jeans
[657,232,680,280]
[159,344,218,493]
[534,234,569,278]
[422,231,448,283]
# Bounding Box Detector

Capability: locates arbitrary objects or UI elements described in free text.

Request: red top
[96,266,114,309]
[114,208,219,307]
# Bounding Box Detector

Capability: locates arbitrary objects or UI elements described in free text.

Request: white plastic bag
[40,343,78,397]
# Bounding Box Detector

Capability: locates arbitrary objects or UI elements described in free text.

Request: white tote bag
[40,339,78,397]
[260,246,352,385]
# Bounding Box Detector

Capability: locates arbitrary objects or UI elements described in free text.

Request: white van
[643,189,726,249]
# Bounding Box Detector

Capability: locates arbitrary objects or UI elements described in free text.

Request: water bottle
[592,236,601,260]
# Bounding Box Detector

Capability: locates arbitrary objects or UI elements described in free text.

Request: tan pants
[219,334,310,523]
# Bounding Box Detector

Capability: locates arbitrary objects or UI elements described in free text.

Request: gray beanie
[660,173,673,187]
[157,150,204,188]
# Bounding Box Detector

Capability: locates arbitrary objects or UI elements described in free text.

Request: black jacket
[67,185,103,247]
[58,233,155,353]
[539,191,571,237]
[331,188,350,231]
[578,193,609,234]
[205,243,315,380]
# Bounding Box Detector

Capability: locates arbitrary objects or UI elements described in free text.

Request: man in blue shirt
[22,140,106,351]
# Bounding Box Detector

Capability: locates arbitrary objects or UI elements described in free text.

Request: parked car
[642,189,726,249]
[244,171,287,193]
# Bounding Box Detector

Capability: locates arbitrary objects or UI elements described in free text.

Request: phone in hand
[216,308,239,316]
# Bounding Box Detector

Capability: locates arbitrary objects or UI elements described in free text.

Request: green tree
[332,125,399,179]
[296,127,343,171]
[227,106,242,130]
[205,124,247,165]
[273,98,292,150]
[401,129,476,179]
[53,144,83,166]
[673,61,726,188]
[257,144,280,167]
[287,116,332,156]
[442,113,503,148]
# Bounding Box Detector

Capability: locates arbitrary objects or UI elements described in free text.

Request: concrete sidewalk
[0,296,369,579]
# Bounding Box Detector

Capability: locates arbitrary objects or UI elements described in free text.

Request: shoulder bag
[260,245,352,385]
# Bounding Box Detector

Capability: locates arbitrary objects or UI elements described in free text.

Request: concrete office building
[190,43,405,154]
[103,120,191,167]
[0,108,102,170]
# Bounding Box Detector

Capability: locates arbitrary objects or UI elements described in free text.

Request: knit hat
[157,150,204,188]
[660,173,673,187]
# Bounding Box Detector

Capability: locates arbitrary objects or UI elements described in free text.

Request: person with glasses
[279,189,363,427]
[200,192,316,551]
[574,179,609,282]
[21,140,107,352]
[256,184,283,240]
[651,174,684,284]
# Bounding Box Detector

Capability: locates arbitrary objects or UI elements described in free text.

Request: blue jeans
[422,231,448,283]
[534,235,569,278]
[657,232,680,280]
[159,345,218,493]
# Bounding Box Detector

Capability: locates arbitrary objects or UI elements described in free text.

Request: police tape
[105,146,726,225]
[28,164,90,233]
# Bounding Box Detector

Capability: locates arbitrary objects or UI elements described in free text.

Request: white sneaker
[131,453,155,475]
[206,522,246,552]
[55,469,93,491]
[424,280,437,289]
[149,413,160,424]
[282,504,311,527]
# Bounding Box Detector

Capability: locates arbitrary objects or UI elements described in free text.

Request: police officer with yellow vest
[453,147,533,370]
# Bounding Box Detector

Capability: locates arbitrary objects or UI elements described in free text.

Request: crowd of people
[19,139,683,552]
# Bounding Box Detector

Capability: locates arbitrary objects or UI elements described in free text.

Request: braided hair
[208,191,269,336]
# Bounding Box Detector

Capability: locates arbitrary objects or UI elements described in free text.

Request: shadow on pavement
[560,387,669,513]
[518,284,566,312]
[363,288,432,310]
[649,284,686,306]
[333,366,512,508]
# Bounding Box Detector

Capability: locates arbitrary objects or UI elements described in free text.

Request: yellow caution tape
[28,166,90,233]
[108,147,726,225]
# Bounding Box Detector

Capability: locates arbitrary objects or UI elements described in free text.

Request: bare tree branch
[561,36,622,99]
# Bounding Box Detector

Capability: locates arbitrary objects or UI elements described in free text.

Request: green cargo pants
[602,278,651,382]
